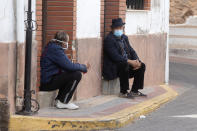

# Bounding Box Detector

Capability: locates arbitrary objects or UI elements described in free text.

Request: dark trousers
[118,62,146,94]
[40,71,82,104]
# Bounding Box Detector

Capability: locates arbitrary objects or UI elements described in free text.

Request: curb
[170,48,197,59]
[9,85,178,131]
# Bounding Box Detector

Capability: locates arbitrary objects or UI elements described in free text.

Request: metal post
[23,0,33,114]
[17,0,39,115]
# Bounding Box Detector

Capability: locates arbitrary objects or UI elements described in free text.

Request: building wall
[125,0,169,35]
[0,0,15,42]
[125,0,169,85]
[128,34,167,86]
[75,0,102,100]
[104,0,127,36]
[76,0,101,38]
[36,0,43,89]
[0,0,16,128]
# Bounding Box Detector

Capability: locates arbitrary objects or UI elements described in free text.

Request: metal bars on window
[126,0,144,10]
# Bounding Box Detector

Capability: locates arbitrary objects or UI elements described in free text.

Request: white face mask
[62,42,68,50]
[52,39,68,50]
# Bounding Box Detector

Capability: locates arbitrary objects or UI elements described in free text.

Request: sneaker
[119,92,134,99]
[55,100,79,110]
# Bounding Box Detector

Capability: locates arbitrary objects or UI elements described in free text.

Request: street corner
[9,85,178,131]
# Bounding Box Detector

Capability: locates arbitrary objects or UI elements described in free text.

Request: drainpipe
[15,0,25,112]
[165,0,169,84]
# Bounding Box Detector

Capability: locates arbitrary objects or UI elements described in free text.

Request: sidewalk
[9,85,178,131]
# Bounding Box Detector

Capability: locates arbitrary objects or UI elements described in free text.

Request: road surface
[118,58,197,131]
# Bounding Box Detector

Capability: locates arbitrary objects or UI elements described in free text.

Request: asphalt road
[117,61,197,131]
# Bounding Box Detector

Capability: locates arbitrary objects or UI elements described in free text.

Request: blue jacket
[102,32,139,80]
[40,42,87,84]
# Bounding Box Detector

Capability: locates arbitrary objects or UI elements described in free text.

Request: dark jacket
[40,42,87,84]
[102,32,139,80]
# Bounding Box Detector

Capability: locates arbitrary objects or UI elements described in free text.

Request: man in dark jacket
[103,18,146,98]
[40,31,89,110]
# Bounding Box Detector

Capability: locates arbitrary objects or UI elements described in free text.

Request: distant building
[0,0,169,128]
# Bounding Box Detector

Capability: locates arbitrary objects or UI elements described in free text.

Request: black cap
[111,18,125,28]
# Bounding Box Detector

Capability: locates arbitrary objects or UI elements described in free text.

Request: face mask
[114,30,123,37]
[62,42,68,50]
[52,39,68,50]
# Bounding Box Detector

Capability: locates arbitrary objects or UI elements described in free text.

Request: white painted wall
[16,0,25,43]
[0,0,37,43]
[0,0,16,43]
[76,0,100,38]
[125,0,169,35]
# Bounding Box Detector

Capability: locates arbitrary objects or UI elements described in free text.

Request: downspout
[15,0,25,110]
[104,0,107,37]
[165,0,169,84]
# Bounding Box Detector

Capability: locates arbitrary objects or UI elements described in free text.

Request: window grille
[126,0,145,10]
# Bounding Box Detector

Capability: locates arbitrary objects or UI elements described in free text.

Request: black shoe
[131,91,147,97]
[126,93,135,99]
[119,92,134,99]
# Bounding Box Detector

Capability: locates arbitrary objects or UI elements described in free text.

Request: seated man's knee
[73,71,82,81]
[141,63,146,71]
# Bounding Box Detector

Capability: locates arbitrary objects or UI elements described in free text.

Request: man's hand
[128,59,141,70]
[86,62,91,70]
[83,62,90,74]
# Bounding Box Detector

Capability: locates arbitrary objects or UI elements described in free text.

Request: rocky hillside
[170,0,197,24]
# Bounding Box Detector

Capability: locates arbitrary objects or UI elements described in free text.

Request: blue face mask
[114,30,123,37]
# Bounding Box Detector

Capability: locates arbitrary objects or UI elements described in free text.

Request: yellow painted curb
[9,85,178,131]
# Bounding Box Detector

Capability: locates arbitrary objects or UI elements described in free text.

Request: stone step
[38,91,58,109]
[38,79,121,109]
[102,78,120,95]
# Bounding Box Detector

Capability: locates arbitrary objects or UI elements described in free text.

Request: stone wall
[0,99,9,130]
[170,0,197,24]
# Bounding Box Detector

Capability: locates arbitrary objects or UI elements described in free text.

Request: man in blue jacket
[40,31,89,110]
[103,18,146,98]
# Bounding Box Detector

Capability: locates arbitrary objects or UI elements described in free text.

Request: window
[126,0,150,10]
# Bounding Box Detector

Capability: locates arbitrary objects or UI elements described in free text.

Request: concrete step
[38,79,121,109]
[102,78,120,95]
[38,91,58,109]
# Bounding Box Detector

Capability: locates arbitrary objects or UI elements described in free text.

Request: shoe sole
[119,96,135,99]
[132,95,147,97]
[56,106,79,110]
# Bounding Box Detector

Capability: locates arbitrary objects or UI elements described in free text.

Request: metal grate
[126,0,144,10]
